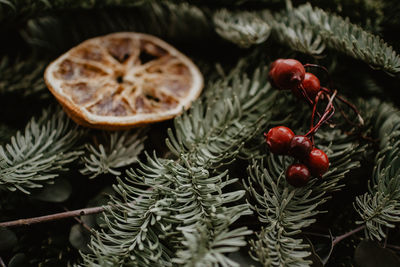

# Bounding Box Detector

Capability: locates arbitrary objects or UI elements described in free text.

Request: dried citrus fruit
[44,32,203,130]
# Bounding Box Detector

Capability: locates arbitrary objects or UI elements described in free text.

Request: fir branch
[0,206,105,228]
[213,9,272,48]
[270,9,326,56]
[82,155,175,266]
[245,128,365,266]
[80,129,146,178]
[0,55,48,96]
[0,0,151,26]
[273,3,400,74]
[21,2,213,54]
[83,60,276,266]
[83,153,252,266]
[0,107,84,193]
[166,61,277,170]
[168,156,253,265]
[354,101,400,241]
[0,124,14,145]
[173,225,252,267]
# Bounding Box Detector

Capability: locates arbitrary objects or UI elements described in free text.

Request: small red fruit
[288,135,313,159]
[292,72,321,100]
[268,59,305,90]
[265,126,295,155]
[307,148,329,177]
[286,163,311,187]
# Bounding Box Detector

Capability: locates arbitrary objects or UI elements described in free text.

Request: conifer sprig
[213,9,272,48]
[1,1,400,266]
[83,60,276,266]
[0,0,150,26]
[21,2,212,54]
[173,225,252,266]
[245,129,365,266]
[355,102,400,241]
[0,55,48,96]
[80,129,147,178]
[212,3,400,74]
[274,3,400,74]
[0,107,83,193]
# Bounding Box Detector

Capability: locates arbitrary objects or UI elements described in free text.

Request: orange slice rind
[44,32,203,130]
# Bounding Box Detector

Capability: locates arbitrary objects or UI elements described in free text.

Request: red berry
[307,148,329,177]
[292,72,321,100]
[268,59,305,90]
[286,163,311,187]
[288,136,313,159]
[265,126,295,155]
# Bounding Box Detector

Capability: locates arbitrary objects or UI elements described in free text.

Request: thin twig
[305,90,337,137]
[309,91,324,145]
[0,256,6,267]
[297,83,315,107]
[0,206,106,228]
[303,231,331,239]
[384,228,389,248]
[332,225,365,246]
[63,207,93,232]
[386,244,400,251]
[321,87,364,125]
[303,63,334,90]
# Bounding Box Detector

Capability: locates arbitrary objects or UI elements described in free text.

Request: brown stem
[336,99,358,127]
[321,87,364,125]
[384,228,389,248]
[63,207,93,232]
[303,231,331,239]
[304,64,364,126]
[332,225,365,246]
[386,244,400,251]
[0,256,5,267]
[344,131,378,143]
[0,206,106,228]
[306,90,337,137]
[310,91,324,144]
[304,63,334,90]
[295,84,315,107]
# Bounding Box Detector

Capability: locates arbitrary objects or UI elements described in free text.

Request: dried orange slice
[44,32,203,130]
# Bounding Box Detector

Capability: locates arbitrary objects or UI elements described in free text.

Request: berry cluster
[265,126,329,187]
[265,58,363,187]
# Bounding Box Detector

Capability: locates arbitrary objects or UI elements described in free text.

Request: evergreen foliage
[213,9,272,48]
[355,101,400,241]
[21,2,213,54]
[0,55,47,96]
[246,129,365,266]
[1,0,400,266]
[80,129,147,178]
[213,3,400,74]
[0,107,83,193]
[82,60,275,266]
[285,4,400,75]
[0,0,148,26]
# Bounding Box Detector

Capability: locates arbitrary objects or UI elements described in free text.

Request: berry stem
[305,90,337,137]
[297,84,325,121]
[304,63,334,91]
[310,91,324,144]
[336,99,358,127]
[297,83,315,106]
[321,87,364,125]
